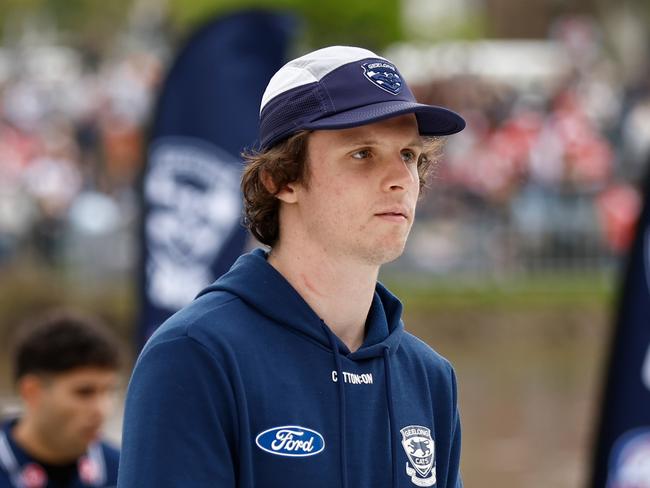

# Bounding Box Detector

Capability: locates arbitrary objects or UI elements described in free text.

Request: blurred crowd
[0,44,161,267]
[399,17,650,274]
[1,15,649,276]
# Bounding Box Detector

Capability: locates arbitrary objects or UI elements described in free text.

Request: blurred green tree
[0,0,132,52]
[1,0,402,53]
[166,0,402,51]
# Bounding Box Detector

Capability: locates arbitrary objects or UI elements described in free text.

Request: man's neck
[12,417,75,465]
[268,243,378,352]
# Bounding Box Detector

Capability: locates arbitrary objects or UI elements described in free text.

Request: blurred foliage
[3,0,650,53]
[0,0,132,49]
[383,271,614,312]
[166,0,403,50]
[1,0,402,53]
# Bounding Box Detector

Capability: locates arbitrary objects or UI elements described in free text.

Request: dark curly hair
[241,132,443,246]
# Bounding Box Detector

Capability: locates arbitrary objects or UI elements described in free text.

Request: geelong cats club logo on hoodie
[401,425,436,486]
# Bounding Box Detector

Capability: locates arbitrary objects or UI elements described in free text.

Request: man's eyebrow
[339,137,379,146]
[340,137,424,148]
[407,138,424,148]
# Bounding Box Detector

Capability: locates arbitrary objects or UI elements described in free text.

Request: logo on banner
[255,426,325,457]
[362,61,402,95]
[401,425,436,486]
[145,137,241,310]
[607,428,650,487]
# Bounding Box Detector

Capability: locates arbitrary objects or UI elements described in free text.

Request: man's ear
[261,170,299,204]
[274,183,299,204]
[17,374,46,409]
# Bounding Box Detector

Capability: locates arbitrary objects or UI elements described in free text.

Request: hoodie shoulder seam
[141,333,231,376]
[181,293,241,332]
[401,331,454,368]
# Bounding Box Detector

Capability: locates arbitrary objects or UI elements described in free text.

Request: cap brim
[303,100,465,136]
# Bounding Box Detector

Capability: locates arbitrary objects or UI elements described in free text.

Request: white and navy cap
[258,45,465,150]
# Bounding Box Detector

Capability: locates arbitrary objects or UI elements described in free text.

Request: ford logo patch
[255,425,325,457]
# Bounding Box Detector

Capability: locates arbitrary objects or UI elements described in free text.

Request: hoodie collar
[197,248,404,359]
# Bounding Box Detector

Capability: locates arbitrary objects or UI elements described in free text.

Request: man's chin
[56,444,89,464]
[79,428,101,445]
[359,242,407,266]
[379,248,406,265]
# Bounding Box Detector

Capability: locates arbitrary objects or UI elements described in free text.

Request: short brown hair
[12,309,122,382]
[241,132,443,246]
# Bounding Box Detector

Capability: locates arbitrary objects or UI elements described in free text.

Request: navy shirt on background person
[0,420,119,488]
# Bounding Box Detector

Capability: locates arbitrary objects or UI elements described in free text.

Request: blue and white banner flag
[139,10,295,346]
[590,169,650,488]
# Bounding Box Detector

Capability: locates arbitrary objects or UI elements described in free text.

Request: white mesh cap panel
[260,46,389,113]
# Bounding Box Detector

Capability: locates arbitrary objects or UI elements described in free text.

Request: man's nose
[91,392,114,422]
[383,153,418,192]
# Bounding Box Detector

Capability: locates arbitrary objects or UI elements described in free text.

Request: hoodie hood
[198,248,408,487]
[197,248,404,359]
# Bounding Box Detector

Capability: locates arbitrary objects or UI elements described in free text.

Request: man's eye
[74,387,96,398]
[401,150,418,163]
[351,149,371,159]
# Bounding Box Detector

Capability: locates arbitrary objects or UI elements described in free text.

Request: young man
[1,311,122,488]
[118,46,465,487]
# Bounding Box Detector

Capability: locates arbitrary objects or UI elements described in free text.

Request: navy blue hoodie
[118,249,462,487]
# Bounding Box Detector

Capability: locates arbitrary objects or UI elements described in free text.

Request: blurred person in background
[0,310,122,488]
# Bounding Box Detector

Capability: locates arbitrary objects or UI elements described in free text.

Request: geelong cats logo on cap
[362,61,402,95]
[255,426,325,457]
[401,425,436,486]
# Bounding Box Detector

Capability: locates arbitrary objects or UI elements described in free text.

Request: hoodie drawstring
[383,347,398,488]
[321,321,399,488]
[321,322,348,488]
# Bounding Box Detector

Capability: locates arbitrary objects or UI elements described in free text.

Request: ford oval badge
[255,425,325,457]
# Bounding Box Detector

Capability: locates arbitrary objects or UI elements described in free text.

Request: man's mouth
[375,211,408,221]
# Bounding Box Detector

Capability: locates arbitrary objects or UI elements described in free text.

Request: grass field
[0,264,617,488]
